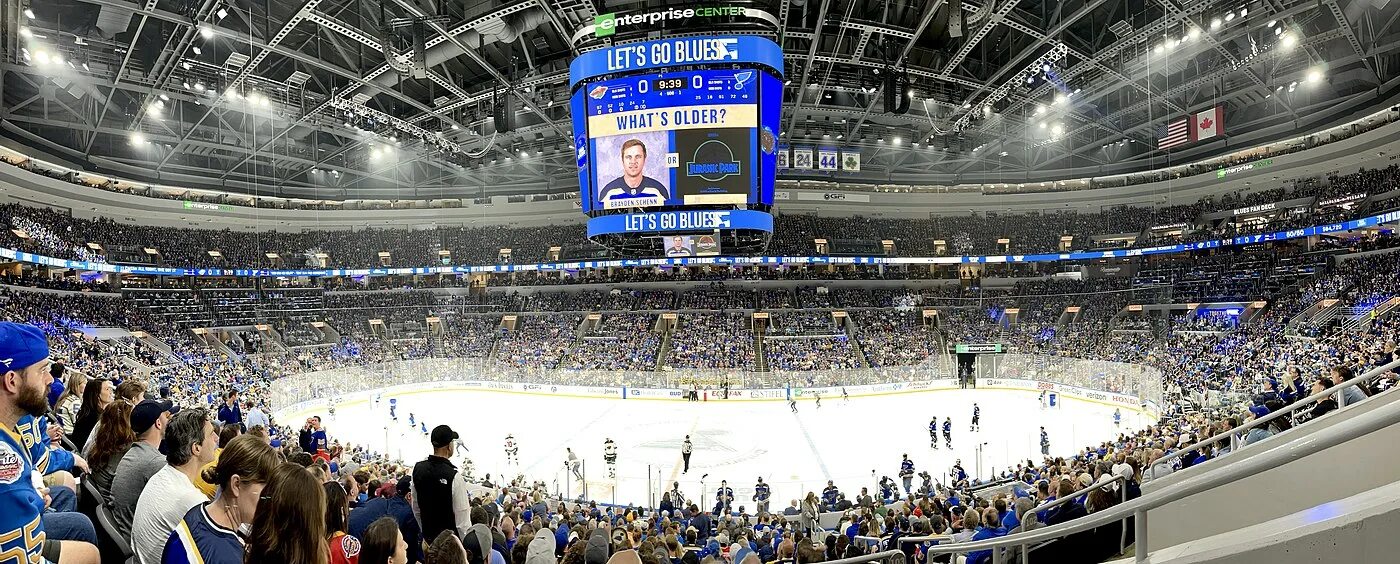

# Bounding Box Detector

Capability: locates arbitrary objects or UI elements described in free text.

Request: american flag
[1158,117,1190,150]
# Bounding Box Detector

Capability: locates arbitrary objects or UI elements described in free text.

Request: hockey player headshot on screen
[602,138,669,202]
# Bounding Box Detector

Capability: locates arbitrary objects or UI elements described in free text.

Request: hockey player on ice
[603,438,618,478]
[504,434,519,465]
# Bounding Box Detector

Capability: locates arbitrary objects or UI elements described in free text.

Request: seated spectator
[131,407,218,564]
[69,377,113,451]
[162,433,280,564]
[112,398,179,541]
[0,321,101,564]
[361,516,410,564]
[86,399,135,499]
[326,482,361,564]
[428,530,470,564]
[350,476,423,564]
[244,462,329,564]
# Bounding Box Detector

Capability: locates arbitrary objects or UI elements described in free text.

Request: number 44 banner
[818,149,838,171]
[841,151,861,172]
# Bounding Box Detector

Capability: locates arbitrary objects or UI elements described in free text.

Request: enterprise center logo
[594,7,746,37]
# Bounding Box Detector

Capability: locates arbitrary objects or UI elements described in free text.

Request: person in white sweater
[130,408,218,564]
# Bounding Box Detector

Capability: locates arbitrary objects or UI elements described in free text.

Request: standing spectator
[217,390,243,429]
[0,321,100,564]
[412,425,473,542]
[243,462,329,564]
[162,434,280,564]
[360,517,409,564]
[86,399,135,499]
[69,377,112,449]
[131,408,218,564]
[112,398,179,541]
[244,401,269,431]
[350,476,423,564]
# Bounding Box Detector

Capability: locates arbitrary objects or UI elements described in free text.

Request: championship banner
[817,148,838,171]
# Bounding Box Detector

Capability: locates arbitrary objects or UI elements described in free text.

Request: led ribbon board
[569,36,783,234]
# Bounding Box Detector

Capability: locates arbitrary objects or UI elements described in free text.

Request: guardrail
[919,357,1400,564]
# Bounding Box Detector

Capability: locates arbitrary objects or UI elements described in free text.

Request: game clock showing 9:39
[653,77,688,91]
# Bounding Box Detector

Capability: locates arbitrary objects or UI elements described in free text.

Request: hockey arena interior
[4,0,1400,563]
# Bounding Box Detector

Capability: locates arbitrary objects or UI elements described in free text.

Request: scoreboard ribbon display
[570,36,783,223]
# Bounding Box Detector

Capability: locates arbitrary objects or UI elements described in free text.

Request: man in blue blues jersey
[942,417,952,449]
[0,322,100,564]
[753,477,770,515]
[929,417,938,449]
[970,403,980,432]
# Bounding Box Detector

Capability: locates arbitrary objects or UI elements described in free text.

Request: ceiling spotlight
[1055,93,1068,105]
[200,26,214,40]
[1035,104,1046,115]
[24,8,35,19]
[1280,33,1297,49]
[1026,75,1035,84]
[1051,123,1064,135]
[836,134,844,139]
[191,46,201,55]
[451,124,460,130]
[1306,68,1323,83]
[1210,18,1222,29]
[1154,43,1165,54]
[1042,63,1051,73]
[962,102,972,109]
[159,94,169,101]
[783,79,791,86]
[34,51,50,65]
[982,104,992,115]
[19,27,32,38]
[130,132,146,145]
[50,53,63,65]
[258,95,269,107]
[1274,27,1282,36]
[892,137,902,146]
[182,81,190,89]
[1267,20,1276,27]
[1187,28,1199,41]
[520,150,528,157]
[1038,121,1047,129]
[216,8,228,19]
[1239,7,1247,17]
[226,89,239,100]
[194,82,205,92]
[182,61,191,70]
[999,151,1009,157]
[1288,81,1297,92]
[82,62,89,71]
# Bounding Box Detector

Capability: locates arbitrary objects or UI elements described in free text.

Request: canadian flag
[1193,106,1224,141]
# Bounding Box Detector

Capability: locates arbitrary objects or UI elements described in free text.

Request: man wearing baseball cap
[111,398,179,540]
[0,321,100,563]
[411,424,473,545]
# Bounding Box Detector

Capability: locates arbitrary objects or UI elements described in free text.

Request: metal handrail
[1155,357,1400,470]
[816,550,907,564]
[918,358,1400,563]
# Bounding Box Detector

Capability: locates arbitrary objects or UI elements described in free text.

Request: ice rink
[279,385,1149,509]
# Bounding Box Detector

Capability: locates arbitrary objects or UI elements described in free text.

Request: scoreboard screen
[570,36,783,220]
[582,69,769,210]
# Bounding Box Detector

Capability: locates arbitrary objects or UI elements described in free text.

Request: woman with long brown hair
[70,377,113,448]
[325,481,361,564]
[243,462,329,564]
[164,433,281,564]
[54,371,87,434]
[86,399,135,498]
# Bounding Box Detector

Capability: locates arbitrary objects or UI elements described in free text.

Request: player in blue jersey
[420,422,428,436]
[600,140,668,203]
[1040,427,1051,456]
[1114,408,1122,427]
[929,416,938,449]
[0,322,100,564]
[389,398,397,420]
[899,454,915,495]
[942,417,952,449]
[408,413,415,428]
[970,403,981,432]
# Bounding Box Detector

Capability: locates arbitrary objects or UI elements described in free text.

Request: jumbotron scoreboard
[569,36,783,256]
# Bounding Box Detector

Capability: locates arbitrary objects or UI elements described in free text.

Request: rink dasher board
[275,377,1153,421]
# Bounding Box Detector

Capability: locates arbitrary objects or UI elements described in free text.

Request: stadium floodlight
[1154,43,1165,54]
[1034,104,1045,115]
[159,94,169,101]
[194,82,205,92]
[50,53,63,65]
[892,137,902,146]
[19,27,32,38]
[24,8,34,19]
[1055,93,1068,105]
[1280,33,1297,50]
[1187,28,1199,41]
[1210,18,1222,29]
[216,8,228,19]
[130,132,146,145]
[1267,20,1276,27]
[1306,68,1323,83]
[1225,12,1235,22]
[200,26,214,39]
[191,46,202,55]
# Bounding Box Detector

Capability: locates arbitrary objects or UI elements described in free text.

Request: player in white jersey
[603,438,618,478]
[505,434,519,464]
